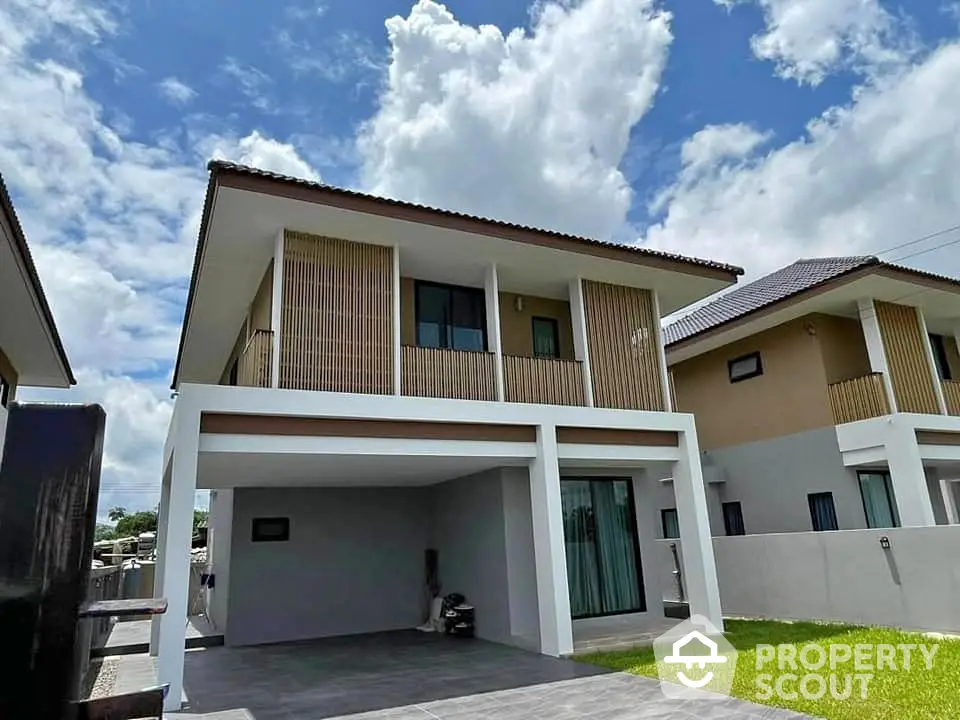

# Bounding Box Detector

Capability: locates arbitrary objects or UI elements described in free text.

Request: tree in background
[107,506,127,522]
[95,507,210,542]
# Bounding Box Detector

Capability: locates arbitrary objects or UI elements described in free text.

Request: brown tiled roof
[206,161,745,276]
[0,171,75,384]
[664,255,960,347]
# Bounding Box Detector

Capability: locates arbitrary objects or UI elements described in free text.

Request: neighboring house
[661,256,960,539]
[151,160,742,710]
[0,173,75,459]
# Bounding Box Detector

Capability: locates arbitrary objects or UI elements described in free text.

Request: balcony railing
[503,355,586,406]
[238,329,273,388]
[827,372,890,425]
[401,345,497,401]
[943,380,960,416]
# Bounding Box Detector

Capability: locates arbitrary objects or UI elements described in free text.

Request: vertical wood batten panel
[280,231,392,394]
[400,346,496,401]
[943,381,960,416]
[875,301,940,414]
[582,280,665,411]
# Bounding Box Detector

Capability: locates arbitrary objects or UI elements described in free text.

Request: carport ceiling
[197,452,528,489]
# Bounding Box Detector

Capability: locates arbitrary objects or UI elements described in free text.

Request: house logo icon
[654,615,737,700]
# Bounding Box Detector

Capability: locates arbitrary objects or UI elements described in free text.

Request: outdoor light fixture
[879,536,891,549]
[514,296,524,312]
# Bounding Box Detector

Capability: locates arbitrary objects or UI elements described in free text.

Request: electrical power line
[887,232,960,264]
[873,223,960,257]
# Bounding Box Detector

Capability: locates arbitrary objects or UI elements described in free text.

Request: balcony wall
[502,355,585,406]
[944,380,960,417]
[875,301,942,414]
[401,346,497,401]
[280,231,393,394]
[827,372,891,425]
[237,330,273,388]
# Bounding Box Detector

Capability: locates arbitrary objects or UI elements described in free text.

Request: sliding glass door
[561,478,645,619]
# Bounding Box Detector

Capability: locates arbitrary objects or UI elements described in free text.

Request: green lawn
[577,619,960,719]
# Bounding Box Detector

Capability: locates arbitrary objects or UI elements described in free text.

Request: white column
[857,298,897,413]
[528,424,573,656]
[270,229,284,389]
[568,278,594,407]
[650,290,673,412]
[485,263,505,401]
[939,479,959,525]
[155,405,200,711]
[916,307,947,414]
[207,488,234,631]
[885,418,935,527]
[148,465,172,656]
[393,244,402,395]
[672,423,723,630]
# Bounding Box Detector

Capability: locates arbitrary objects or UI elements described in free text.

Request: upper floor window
[929,334,953,381]
[415,281,486,352]
[532,317,560,358]
[728,351,763,383]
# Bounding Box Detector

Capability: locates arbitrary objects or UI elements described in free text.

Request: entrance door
[560,478,646,618]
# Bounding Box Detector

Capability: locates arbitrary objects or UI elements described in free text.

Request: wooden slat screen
[502,355,585,406]
[401,346,496,401]
[238,330,273,388]
[827,373,890,425]
[943,380,960,417]
[581,280,665,411]
[280,231,393,394]
[874,301,941,414]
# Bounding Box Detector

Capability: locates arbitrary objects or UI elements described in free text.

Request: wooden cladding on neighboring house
[827,373,890,425]
[401,346,497,401]
[502,355,585,406]
[874,301,941,414]
[281,231,393,394]
[581,280,665,411]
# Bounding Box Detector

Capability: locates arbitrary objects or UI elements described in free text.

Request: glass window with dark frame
[661,508,680,539]
[858,471,900,528]
[531,316,560,359]
[722,501,746,536]
[728,351,763,383]
[415,281,486,352]
[808,492,839,531]
[929,334,953,381]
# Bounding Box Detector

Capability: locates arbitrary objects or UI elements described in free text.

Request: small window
[808,493,839,531]
[722,501,746,536]
[728,352,763,383]
[858,471,900,529]
[929,334,953,381]
[661,508,680,539]
[252,517,290,542]
[532,317,560,358]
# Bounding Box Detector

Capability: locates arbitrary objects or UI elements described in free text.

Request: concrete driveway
[170,631,813,719]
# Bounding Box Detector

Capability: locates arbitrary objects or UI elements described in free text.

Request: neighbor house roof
[664,255,960,348]
[0,172,75,385]
[171,160,745,388]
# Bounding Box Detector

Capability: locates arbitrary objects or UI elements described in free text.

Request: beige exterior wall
[498,292,575,359]
[249,261,272,332]
[814,313,871,384]
[400,276,416,346]
[672,316,834,451]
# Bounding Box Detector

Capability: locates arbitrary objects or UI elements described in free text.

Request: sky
[4,0,960,517]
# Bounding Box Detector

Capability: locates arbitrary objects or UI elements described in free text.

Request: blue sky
[4,0,960,515]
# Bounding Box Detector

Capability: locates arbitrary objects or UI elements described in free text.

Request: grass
[577,619,960,719]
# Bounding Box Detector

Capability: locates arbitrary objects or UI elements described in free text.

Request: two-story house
[0,173,75,459]
[662,256,960,540]
[151,160,742,710]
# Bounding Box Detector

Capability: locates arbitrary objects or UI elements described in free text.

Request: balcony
[827,372,891,425]
[237,330,272,388]
[503,355,586,406]
[944,380,960,417]
[401,346,497,401]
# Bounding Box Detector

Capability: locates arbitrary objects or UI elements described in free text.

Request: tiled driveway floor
[172,631,815,720]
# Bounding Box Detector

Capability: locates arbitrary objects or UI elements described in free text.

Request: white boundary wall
[659,526,960,634]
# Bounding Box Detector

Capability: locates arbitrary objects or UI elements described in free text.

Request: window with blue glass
[808,492,839,531]
[415,281,487,352]
[858,471,900,529]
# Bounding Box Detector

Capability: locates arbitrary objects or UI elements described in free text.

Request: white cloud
[358,0,673,241]
[219,57,274,112]
[1,0,319,514]
[642,42,960,282]
[205,130,321,180]
[677,123,772,178]
[717,0,913,85]
[157,76,197,105]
